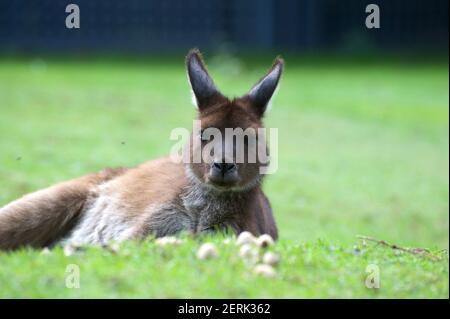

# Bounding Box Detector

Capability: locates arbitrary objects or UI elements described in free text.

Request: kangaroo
[0,49,283,250]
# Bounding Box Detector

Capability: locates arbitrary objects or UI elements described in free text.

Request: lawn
[0,54,448,298]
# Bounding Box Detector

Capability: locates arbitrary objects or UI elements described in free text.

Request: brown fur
[0,49,283,250]
[0,168,125,250]
[110,158,188,213]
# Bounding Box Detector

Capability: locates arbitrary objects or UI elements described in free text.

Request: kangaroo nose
[212,162,237,174]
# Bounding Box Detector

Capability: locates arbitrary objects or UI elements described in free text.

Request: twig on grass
[356,235,443,261]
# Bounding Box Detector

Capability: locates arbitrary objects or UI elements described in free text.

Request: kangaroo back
[0,168,125,250]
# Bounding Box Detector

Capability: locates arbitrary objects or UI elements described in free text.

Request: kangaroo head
[185,49,283,191]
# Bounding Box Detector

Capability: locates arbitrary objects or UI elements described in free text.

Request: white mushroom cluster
[194,232,280,279]
[235,232,280,278]
[60,232,280,281]
[81,232,280,279]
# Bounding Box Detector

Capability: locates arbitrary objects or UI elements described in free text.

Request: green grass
[0,235,447,298]
[0,55,448,298]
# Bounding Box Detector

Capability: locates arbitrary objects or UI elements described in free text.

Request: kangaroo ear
[246,58,284,116]
[186,49,221,110]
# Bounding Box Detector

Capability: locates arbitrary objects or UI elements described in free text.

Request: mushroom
[262,251,280,266]
[236,231,256,246]
[256,234,274,248]
[254,264,277,278]
[196,243,219,259]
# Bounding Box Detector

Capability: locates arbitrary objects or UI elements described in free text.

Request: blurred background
[0,1,448,249]
[0,0,448,54]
